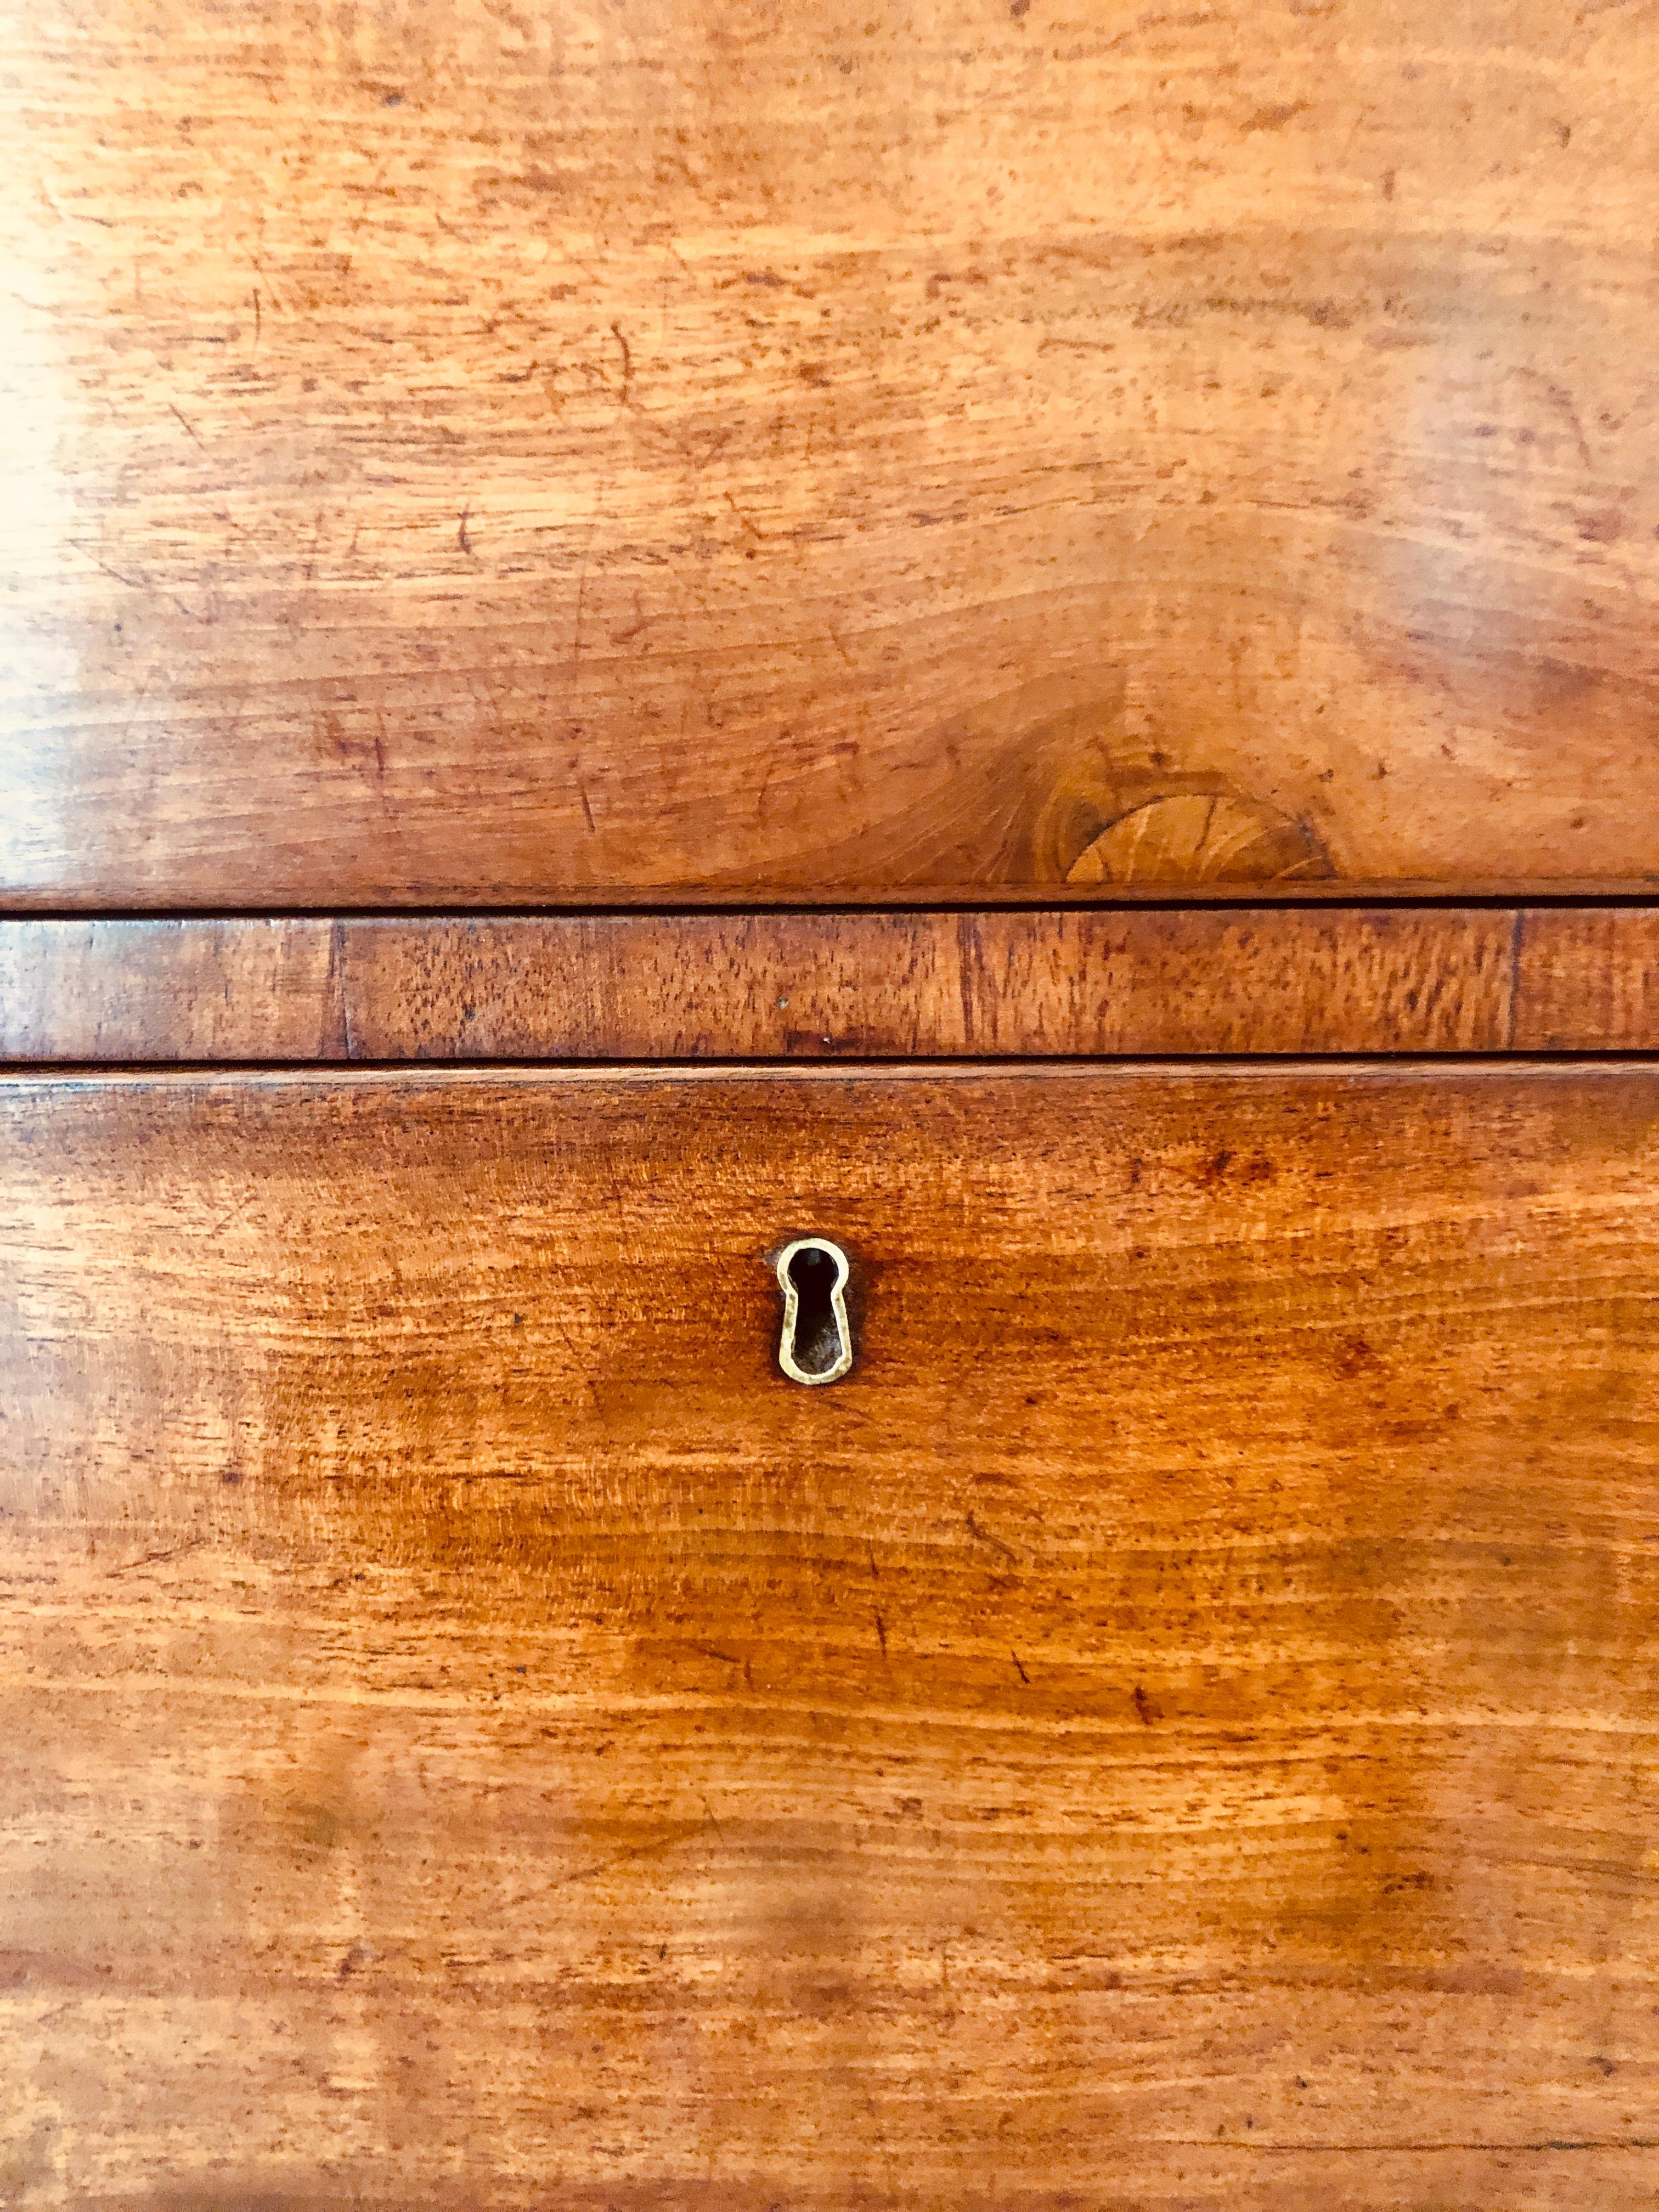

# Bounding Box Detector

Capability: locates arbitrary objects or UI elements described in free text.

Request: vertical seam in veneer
[333,919,359,1062]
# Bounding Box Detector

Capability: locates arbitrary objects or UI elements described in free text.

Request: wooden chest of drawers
[4,2,1659,2205]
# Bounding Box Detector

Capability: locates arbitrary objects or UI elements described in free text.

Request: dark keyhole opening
[787,1244,843,1378]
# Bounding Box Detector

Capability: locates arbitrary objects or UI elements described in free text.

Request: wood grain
[9,906,1659,1063]
[0,904,1617,1062]
[2,1063,1657,2205]
[1511,908,1659,1053]
[340,908,1524,1060]
[0,918,347,1063]
[5,2,1659,904]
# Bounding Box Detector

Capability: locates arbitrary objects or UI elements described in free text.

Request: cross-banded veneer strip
[1,909,1656,1063]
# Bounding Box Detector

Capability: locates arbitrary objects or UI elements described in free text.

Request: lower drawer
[2,1066,1656,2209]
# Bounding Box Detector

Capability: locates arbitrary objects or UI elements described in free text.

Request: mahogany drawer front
[5,2,1659,908]
[2,1063,1655,2208]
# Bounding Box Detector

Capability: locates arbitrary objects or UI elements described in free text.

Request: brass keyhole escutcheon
[774,1236,853,1387]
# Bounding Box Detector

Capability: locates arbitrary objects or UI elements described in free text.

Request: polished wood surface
[1511,907,1659,1055]
[9,904,1659,1062]
[2,1063,1656,2204]
[5,3,1659,905]
[0,917,345,1063]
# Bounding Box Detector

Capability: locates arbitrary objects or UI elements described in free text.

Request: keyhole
[775,1237,853,1387]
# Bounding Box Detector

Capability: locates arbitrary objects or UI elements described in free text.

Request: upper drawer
[3,3,1658,906]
